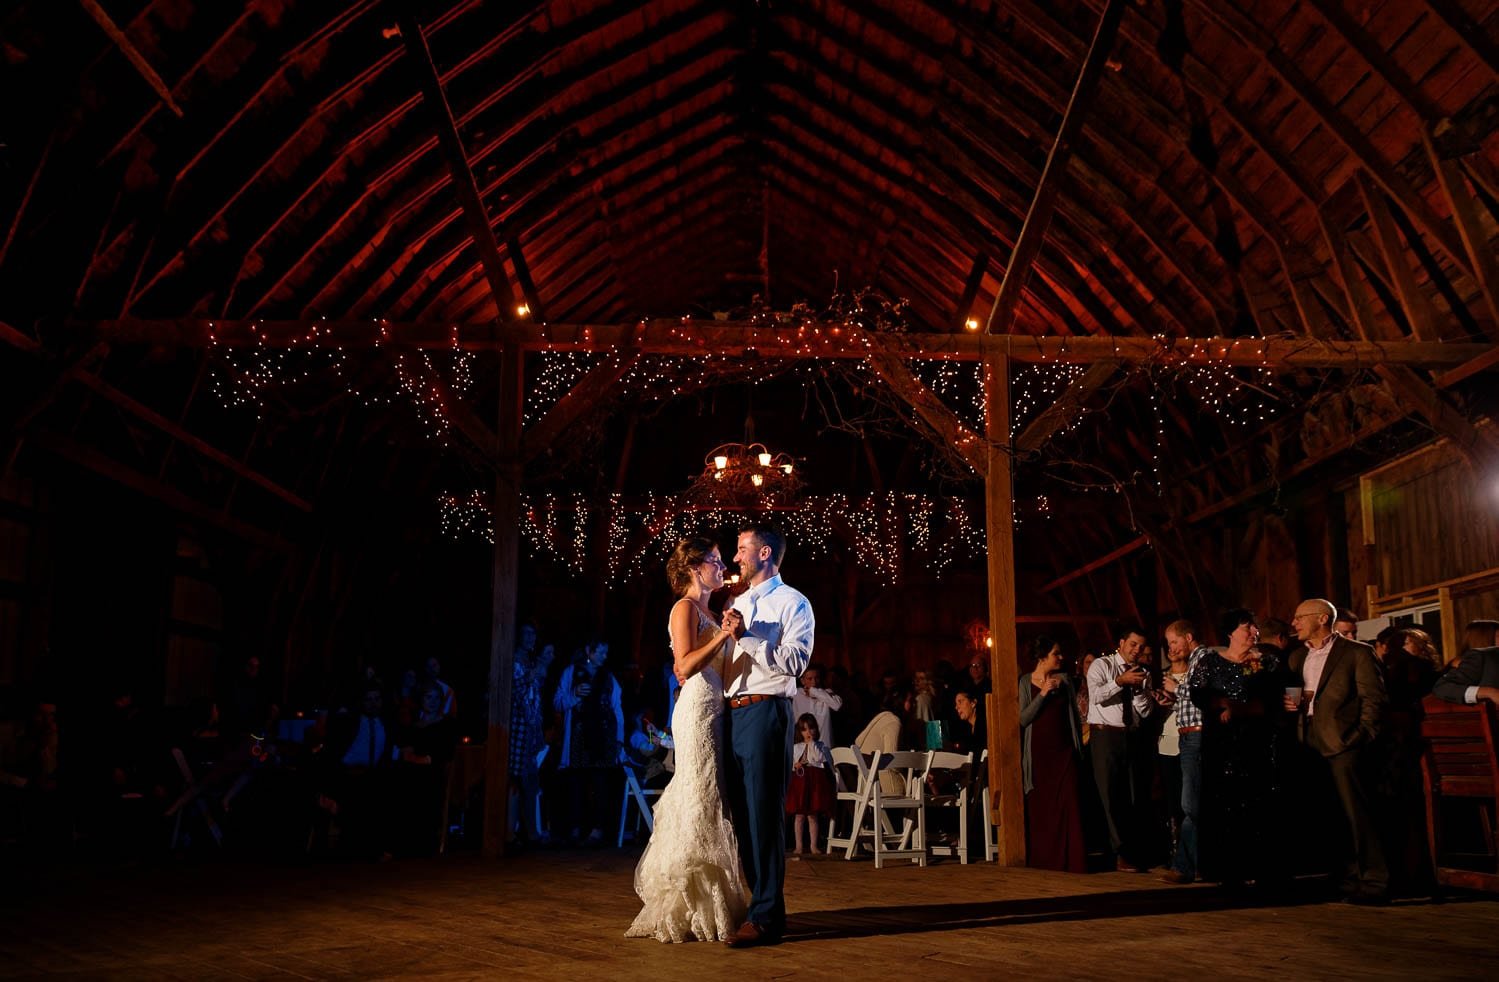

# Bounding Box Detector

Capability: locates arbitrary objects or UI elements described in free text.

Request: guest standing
[1190,609,1288,887]
[509,627,553,845]
[553,639,624,844]
[1019,636,1085,873]
[1086,625,1155,871]
[1283,598,1388,903]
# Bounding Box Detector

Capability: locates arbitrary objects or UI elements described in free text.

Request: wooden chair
[617,764,664,847]
[925,750,975,864]
[1419,696,1499,892]
[826,746,875,859]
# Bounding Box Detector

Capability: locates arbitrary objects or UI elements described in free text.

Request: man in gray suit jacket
[1283,598,1389,903]
[1432,646,1499,706]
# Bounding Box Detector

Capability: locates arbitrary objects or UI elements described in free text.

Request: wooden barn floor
[3,848,1495,980]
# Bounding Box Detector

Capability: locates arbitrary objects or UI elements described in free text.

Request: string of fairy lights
[439,489,990,587]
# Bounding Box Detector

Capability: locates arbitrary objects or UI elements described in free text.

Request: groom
[721,523,814,948]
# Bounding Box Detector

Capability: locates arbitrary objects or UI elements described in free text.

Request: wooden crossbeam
[396,9,516,316]
[1013,361,1115,454]
[1038,535,1149,594]
[864,349,987,477]
[80,319,1496,368]
[30,428,289,551]
[520,349,641,463]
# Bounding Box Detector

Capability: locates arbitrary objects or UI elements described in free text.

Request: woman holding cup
[1188,608,1292,888]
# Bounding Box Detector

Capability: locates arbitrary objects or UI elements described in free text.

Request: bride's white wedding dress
[626,613,748,942]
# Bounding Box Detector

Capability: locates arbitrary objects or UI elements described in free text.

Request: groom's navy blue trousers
[726,696,792,932]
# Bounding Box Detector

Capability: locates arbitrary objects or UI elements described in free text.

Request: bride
[626,536,749,943]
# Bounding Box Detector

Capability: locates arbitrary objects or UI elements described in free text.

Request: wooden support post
[483,343,523,859]
[982,351,1025,865]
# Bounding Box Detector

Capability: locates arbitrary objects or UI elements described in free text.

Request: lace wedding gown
[626,614,748,942]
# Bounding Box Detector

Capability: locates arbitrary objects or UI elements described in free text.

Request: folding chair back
[826,746,874,859]
[869,749,932,868]
[925,750,974,864]
[618,764,665,847]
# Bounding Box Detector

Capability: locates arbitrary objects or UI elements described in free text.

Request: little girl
[785,713,835,857]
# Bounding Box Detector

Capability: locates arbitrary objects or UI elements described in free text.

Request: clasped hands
[721,608,747,640]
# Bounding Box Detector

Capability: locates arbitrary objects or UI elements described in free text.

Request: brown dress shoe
[726,922,775,948]
[1159,870,1193,885]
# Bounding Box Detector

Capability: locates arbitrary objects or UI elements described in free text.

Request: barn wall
[1343,436,1499,657]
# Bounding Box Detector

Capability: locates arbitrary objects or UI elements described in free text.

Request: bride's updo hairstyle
[666,536,717,595]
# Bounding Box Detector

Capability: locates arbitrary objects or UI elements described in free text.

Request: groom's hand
[722,609,746,640]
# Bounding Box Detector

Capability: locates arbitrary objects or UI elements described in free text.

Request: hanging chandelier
[685,441,804,508]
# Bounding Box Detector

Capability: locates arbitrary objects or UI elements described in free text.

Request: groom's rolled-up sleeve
[741,596,815,679]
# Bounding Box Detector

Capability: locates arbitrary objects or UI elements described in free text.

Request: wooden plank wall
[1345,438,1499,653]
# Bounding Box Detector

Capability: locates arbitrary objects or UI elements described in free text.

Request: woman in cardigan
[1018,635,1086,872]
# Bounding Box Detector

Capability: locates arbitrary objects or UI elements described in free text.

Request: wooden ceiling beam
[396,9,515,317]
[1421,0,1499,84]
[79,319,1496,368]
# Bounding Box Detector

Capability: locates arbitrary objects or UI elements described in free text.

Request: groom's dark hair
[740,523,786,567]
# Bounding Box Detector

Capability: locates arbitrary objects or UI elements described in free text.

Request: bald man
[1284,598,1389,903]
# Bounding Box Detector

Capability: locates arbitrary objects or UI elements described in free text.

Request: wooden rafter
[397,9,516,316]
[986,0,1123,336]
[78,0,184,118]
[1423,128,1499,337]
[1177,0,1471,278]
[1355,171,1442,343]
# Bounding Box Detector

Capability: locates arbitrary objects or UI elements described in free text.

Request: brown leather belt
[728,693,777,710]
[1178,725,1203,733]
[1092,723,1127,731]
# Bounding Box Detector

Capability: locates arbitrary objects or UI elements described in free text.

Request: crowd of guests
[6,605,1498,888]
[1006,604,1499,904]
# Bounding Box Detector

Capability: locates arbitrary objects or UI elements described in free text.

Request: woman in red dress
[1019,635,1087,872]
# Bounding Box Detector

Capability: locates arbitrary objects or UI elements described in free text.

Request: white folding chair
[980,748,998,862]
[869,750,932,868]
[925,750,975,864]
[165,748,224,850]
[617,764,664,847]
[826,746,875,859]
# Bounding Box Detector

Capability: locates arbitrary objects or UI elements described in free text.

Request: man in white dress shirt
[1086,624,1155,872]
[721,524,814,948]
[790,666,841,748]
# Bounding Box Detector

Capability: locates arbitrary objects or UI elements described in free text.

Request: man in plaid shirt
[1160,620,1210,885]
